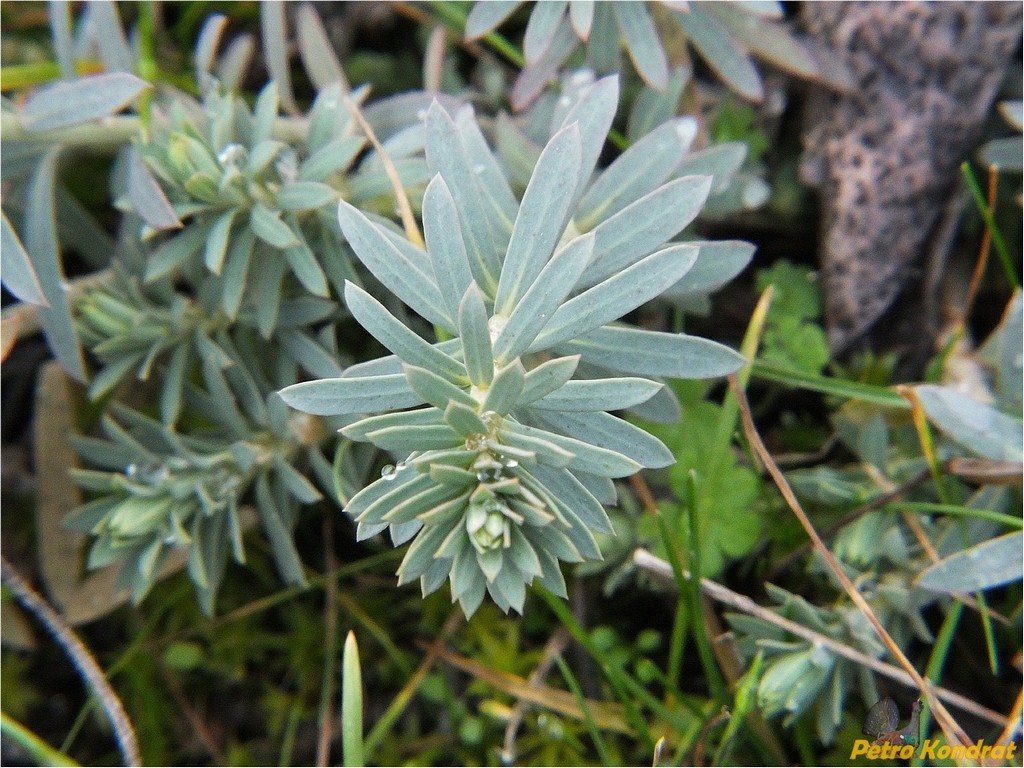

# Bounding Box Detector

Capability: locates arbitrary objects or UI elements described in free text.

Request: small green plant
[462,0,823,106]
[281,86,745,616]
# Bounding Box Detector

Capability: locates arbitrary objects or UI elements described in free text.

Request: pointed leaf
[458,283,494,388]
[280,374,423,415]
[27,151,87,381]
[494,122,583,315]
[917,531,1023,594]
[493,233,594,365]
[1,210,46,304]
[531,377,662,412]
[524,0,568,63]
[204,208,237,274]
[424,175,475,322]
[337,199,451,329]
[558,326,744,379]
[297,2,349,91]
[533,244,699,351]
[345,282,466,383]
[582,176,713,287]
[465,0,523,38]
[613,3,669,89]
[22,72,150,131]
[674,4,763,101]
[260,0,298,113]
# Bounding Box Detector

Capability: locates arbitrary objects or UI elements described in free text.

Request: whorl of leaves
[282,80,745,616]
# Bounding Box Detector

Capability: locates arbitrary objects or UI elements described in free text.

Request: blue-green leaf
[465,0,523,38]
[280,373,422,415]
[424,175,475,322]
[674,4,763,101]
[404,364,476,412]
[250,204,300,249]
[675,143,747,193]
[532,409,674,469]
[493,233,594,365]
[127,147,182,230]
[664,240,756,299]
[49,0,75,79]
[531,378,662,412]
[274,454,323,504]
[576,118,697,229]
[558,326,744,379]
[482,361,526,415]
[221,228,256,319]
[445,401,488,437]
[494,122,583,315]
[345,282,466,383]
[22,72,149,131]
[260,1,298,114]
[425,102,502,292]
[524,0,568,63]
[90,0,135,73]
[299,137,365,182]
[519,356,580,405]
[500,421,641,477]
[337,199,452,330]
[204,208,237,274]
[255,475,307,585]
[533,244,699,351]
[194,13,229,85]
[458,283,494,388]
[914,385,1023,461]
[276,181,337,211]
[1,210,46,305]
[917,531,1023,594]
[27,151,87,381]
[285,242,330,297]
[582,176,713,287]
[296,2,348,91]
[569,0,595,38]
[613,2,669,90]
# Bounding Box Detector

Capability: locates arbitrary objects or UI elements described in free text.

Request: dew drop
[557,95,571,108]
[473,163,486,174]
[381,464,397,480]
[217,143,247,166]
[476,467,502,482]
[464,434,488,452]
[126,463,139,478]
[504,458,519,469]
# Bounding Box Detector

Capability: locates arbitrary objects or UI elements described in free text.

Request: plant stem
[730,376,974,747]
[632,548,1007,729]
[1,556,141,766]
[961,161,1019,288]
[911,602,963,767]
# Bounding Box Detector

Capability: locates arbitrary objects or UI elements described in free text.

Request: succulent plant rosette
[281,77,745,617]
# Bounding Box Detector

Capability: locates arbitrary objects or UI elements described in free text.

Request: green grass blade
[342,631,364,767]
[2,711,80,767]
[751,360,909,409]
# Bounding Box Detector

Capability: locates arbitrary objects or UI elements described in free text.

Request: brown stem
[632,549,1007,730]
[729,376,974,747]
